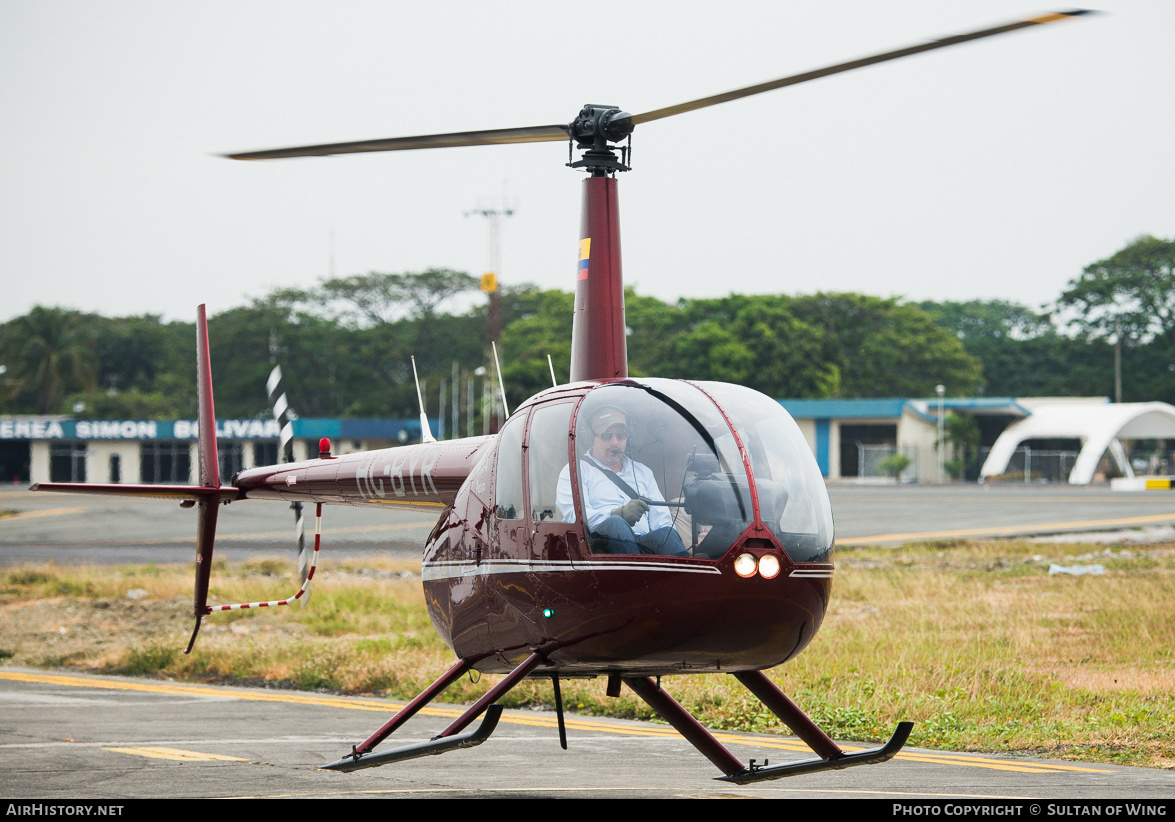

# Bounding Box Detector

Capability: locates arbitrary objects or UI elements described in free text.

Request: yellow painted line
[0,671,1114,775]
[843,511,1175,545]
[1,507,86,521]
[837,493,1175,504]
[102,746,248,762]
[0,671,446,717]
[895,752,1101,774]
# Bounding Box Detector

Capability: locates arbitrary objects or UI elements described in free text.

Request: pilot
[556,405,689,557]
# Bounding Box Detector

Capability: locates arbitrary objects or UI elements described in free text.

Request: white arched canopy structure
[980,401,1175,484]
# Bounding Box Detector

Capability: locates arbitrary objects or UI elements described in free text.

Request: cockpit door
[524,400,584,563]
[491,414,527,560]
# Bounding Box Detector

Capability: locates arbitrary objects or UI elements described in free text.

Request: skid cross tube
[353,658,471,755]
[734,670,842,759]
[623,676,745,775]
[438,651,544,738]
[625,673,913,783]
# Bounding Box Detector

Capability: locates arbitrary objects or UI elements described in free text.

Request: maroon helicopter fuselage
[232,173,835,677]
[236,375,835,677]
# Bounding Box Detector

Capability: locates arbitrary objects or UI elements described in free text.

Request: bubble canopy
[563,379,833,563]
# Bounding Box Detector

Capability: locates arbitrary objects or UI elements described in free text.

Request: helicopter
[31,10,1088,784]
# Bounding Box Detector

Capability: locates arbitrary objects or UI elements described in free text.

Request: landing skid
[718,721,913,784]
[319,652,542,773]
[321,655,911,781]
[625,670,912,783]
[323,705,504,772]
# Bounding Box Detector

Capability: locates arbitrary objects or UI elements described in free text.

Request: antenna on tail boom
[411,356,437,443]
[492,341,510,417]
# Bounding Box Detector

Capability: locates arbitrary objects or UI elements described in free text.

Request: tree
[788,294,983,397]
[917,299,1052,343]
[500,289,575,405]
[318,269,480,326]
[668,295,840,398]
[942,412,981,480]
[1057,235,1175,401]
[1058,235,1175,343]
[917,299,1113,398]
[0,307,98,413]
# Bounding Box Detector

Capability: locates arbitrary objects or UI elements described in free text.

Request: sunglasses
[596,431,628,442]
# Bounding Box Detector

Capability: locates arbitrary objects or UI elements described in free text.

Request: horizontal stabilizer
[31,482,240,501]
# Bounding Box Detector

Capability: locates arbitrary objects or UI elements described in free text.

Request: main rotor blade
[227,123,570,160]
[622,10,1092,128]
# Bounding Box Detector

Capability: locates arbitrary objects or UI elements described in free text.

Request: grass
[1,541,1173,769]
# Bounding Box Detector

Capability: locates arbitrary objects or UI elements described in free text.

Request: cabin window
[494,415,525,520]
[527,402,575,524]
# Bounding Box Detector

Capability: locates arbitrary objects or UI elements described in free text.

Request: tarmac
[2,667,1172,800]
[4,481,1175,565]
[2,481,1174,800]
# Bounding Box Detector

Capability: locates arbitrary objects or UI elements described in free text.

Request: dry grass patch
[1,542,1173,769]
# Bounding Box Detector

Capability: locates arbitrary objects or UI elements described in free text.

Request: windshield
[693,381,834,562]
[560,380,754,559]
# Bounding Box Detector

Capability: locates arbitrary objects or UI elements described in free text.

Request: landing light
[758,554,781,579]
[734,553,757,578]
[734,552,782,579]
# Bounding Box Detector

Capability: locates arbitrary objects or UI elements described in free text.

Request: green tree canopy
[917,299,1109,398]
[0,307,98,413]
[1057,235,1175,343]
[788,293,983,397]
[317,268,480,326]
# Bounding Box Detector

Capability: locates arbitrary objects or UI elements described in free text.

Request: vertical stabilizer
[187,304,221,652]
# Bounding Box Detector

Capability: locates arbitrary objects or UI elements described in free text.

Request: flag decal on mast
[578,238,591,280]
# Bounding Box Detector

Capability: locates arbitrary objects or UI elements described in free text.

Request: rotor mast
[566,106,635,383]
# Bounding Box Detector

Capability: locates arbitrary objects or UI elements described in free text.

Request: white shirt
[555,455,672,535]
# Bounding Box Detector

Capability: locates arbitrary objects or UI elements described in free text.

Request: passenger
[556,405,689,557]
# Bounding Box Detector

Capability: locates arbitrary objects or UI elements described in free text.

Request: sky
[2,0,1173,324]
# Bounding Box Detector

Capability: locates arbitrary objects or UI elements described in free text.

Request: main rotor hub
[567,104,634,175]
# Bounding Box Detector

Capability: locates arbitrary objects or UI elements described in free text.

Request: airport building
[0,417,434,486]
[4,396,1175,487]
[780,396,1175,484]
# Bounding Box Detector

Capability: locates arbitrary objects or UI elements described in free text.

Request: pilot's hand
[613,499,649,526]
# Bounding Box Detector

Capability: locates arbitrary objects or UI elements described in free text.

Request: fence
[979,446,1079,484]
[855,444,1081,484]
[857,444,921,483]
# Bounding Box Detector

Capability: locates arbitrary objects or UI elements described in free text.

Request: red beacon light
[319,437,332,459]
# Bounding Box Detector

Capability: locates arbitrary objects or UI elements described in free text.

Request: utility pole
[466,196,515,433]
[1114,317,1123,403]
